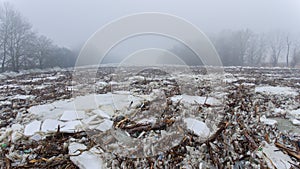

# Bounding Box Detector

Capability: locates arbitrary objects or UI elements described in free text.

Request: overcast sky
[2,0,300,50]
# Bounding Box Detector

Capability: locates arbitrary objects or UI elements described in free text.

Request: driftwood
[243,130,259,150]
[275,142,300,161]
[118,117,174,136]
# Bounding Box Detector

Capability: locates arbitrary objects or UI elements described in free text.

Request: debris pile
[0,66,299,168]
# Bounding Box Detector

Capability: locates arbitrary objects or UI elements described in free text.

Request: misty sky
[3,0,299,50]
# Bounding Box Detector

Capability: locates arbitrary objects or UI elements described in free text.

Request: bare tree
[286,36,291,67]
[0,2,76,71]
[0,3,12,72]
[0,2,32,72]
[269,32,284,67]
[246,33,266,66]
[235,29,252,66]
[34,35,53,69]
[213,29,252,66]
[291,42,300,68]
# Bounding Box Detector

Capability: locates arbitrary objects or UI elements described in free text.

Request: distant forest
[211,29,300,67]
[1,3,299,73]
[171,30,300,67]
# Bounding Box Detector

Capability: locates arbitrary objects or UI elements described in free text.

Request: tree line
[0,3,76,72]
[170,30,300,67]
[211,29,300,67]
[1,2,299,71]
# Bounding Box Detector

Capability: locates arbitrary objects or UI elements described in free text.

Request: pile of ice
[23,92,152,137]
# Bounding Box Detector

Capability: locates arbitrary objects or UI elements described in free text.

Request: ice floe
[69,142,104,169]
[24,120,41,136]
[95,119,113,132]
[289,109,300,120]
[262,142,293,169]
[291,119,300,125]
[260,115,277,126]
[255,86,298,96]
[184,118,210,138]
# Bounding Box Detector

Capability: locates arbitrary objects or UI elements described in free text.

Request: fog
[5,0,300,48]
[0,0,299,67]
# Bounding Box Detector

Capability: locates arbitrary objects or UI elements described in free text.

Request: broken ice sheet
[60,110,86,121]
[95,119,113,132]
[92,109,111,119]
[60,120,82,133]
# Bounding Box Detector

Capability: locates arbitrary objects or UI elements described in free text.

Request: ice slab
[260,115,277,126]
[262,142,292,169]
[255,86,298,96]
[69,142,104,169]
[289,109,300,119]
[184,118,210,138]
[291,119,300,125]
[92,109,111,119]
[60,120,82,133]
[41,119,62,133]
[24,120,41,136]
[96,119,113,132]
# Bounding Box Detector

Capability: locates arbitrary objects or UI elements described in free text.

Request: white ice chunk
[262,142,292,169]
[69,142,104,169]
[12,94,35,100]
[11,124,24,143]
[96,119,113,132]
[273,108,285,115]
[11,123,23,131]
[81,115,98,125]
[260,115,277,126]
[60,120,82,133]
[289,109,300,120]
[24,120,41,136]
[184,118,210,138]
[92,109,111,119]
[41,119,62,132]
[255,86,298,96]
[291,119,300,125]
